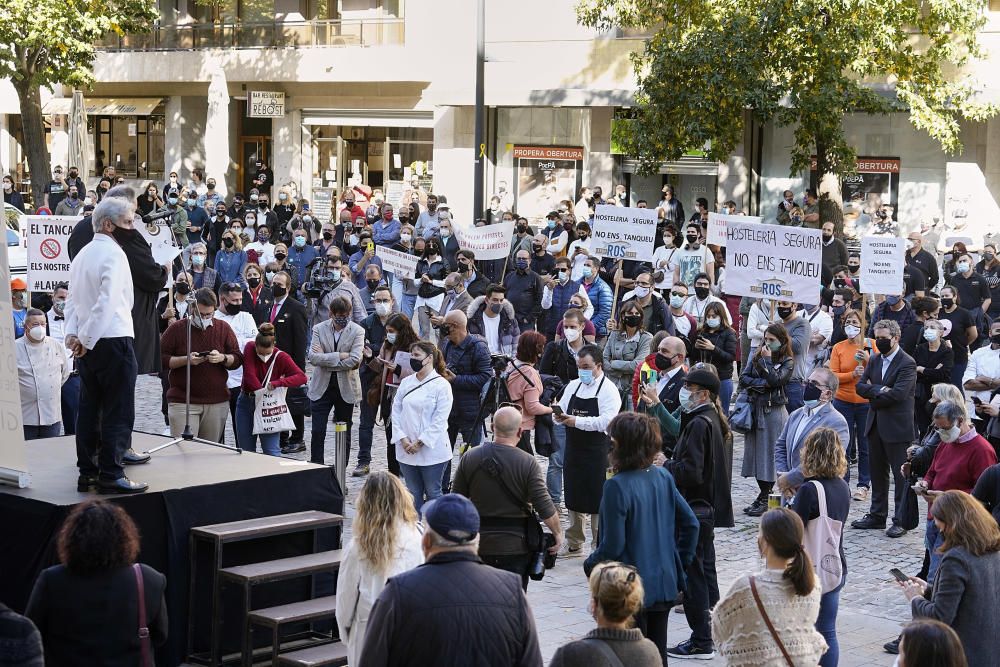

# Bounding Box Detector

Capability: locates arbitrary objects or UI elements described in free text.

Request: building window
[89,112,166,181]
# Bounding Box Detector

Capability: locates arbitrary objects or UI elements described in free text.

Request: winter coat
[580,278,613,337]
[740,354,793,407]
[441,334,493,428]
[543,278,583,337]
[467,296,521,357]
[117,228,169,374]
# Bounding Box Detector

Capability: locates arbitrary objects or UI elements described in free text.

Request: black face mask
[654,352,673,371]
[271,285,287,299]
[224,303,241,316]
[694,286,710,300]
[458,261,471,273]
[686,235,699,245]
[803,382,823,403]
[366,279,380,291]
[532,244,543,253]
[849,265,860,274]
[439,324,452,337]
[517,225,528,233]
[323,231,334,241]
[833,278,846,288]
[274,252,287,261]
[223,238,234,248]
[623,314,642,328]
[247,277,261,289]
[111,227,137,244]
[777,306,794,320]
[875,338,893,355]
[175,282,191,295]
[941,297,954,309]
[991,333,1000,346]
[409,357,425,373]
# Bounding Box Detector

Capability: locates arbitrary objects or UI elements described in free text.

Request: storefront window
[87,112,166,180]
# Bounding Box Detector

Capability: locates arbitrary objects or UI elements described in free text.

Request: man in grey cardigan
[777,299,812,413]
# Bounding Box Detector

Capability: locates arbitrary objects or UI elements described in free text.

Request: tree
[0,0,157,208]
[577,0,996,229]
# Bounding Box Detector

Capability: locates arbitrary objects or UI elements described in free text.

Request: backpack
[801,480,844,594]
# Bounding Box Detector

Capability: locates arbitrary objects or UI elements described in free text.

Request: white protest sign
[375,245,418,279]
[591,204,657,262]
[454,221,516,261]
[137,220,182,266]
[26,215,79,292]
[860,236,905,295]
[725,221,823,303]
[707,212,762,247]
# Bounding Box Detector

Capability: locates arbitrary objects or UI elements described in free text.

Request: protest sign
[26,215,78,292]
[590,205,657,262]
[860,236,905,295]
[375,245,419,279]
[137,220,182,266]
[454,221,515,261]
[707,212,762,246]
[725,221,823,303]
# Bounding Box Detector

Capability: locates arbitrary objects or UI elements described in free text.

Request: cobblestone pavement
[136,374,916,665]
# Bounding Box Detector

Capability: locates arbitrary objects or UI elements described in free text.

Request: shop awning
[302,108,435,128]
[42,97,162,116]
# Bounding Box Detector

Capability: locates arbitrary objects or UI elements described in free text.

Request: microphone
[142,209,175,225]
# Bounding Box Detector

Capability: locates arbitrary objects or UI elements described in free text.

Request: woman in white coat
[335,471,424,666]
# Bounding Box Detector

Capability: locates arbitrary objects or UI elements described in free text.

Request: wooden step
[191,511,343,544]
[275,642,349,667]
[247,595,338,628]
[219,550,343,585]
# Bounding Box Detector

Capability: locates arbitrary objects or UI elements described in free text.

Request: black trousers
[76,337,137,481]
[310,379,355,466]
[635,606,672,664]
[443,420,477,493]
[868,426,909,525]
[682,519,718,648]
[480,553,531,591]
[280,414,305,447]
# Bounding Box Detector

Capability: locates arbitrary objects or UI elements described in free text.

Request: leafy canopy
[577,0,996,176]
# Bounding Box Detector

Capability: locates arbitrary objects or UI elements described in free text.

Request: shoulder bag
[253,352,297,435]
[729,386,754,434]
[801,480,844,593]
[749,575,794,667]
[132,564,152,667]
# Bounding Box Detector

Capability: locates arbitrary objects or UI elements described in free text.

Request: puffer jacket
[467,296,521,356]
[441,333,492,427]
[739,353,793,407]
[359,551,542,667]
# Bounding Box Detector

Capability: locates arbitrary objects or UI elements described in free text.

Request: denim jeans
[400,293,417,318]
[950,361,968,396]
[786,380,805,414]
[816,589,841,667]
[926,518,945,581]
[719,378,733,418]
[236,392,281,456]
[399,461,447,511]
[546,422,566,505]
[24,423,62,440]
[833,398,870,487]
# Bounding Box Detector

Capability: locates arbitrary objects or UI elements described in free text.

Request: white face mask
[634,286,650,298]
[375,302,392,317]
[936,424,961,443]
[844,324,861,339]
[258,351,273,362]
[564,327,580,343]
[27,325,45,342]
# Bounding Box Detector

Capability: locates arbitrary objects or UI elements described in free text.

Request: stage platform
[0,433,343,666]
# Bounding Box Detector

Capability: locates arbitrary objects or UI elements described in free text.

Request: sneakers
[558,542,583,558]
[853,486,870,501]
[666,639,715,660]
[351,464,370,477]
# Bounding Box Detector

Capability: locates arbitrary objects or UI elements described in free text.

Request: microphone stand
[144,248,240,456]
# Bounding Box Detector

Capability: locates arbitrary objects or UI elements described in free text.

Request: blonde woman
[335,471,424,666]
[214,229,247,287]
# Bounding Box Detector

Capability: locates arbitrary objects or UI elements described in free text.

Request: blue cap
[422,494,479,543]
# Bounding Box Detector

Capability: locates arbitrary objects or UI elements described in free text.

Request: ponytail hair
[760,508,815,596]
[410,340,446,375]
[256,322,276,348]
[588,562,644,624]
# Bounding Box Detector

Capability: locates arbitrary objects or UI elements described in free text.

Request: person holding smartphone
[828,308,873,501]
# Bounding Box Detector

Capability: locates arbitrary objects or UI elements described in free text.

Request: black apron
[564,377,611,514]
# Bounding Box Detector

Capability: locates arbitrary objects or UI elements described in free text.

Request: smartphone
[972,396,983,406]
[889,568,909,583]
[551,404,564,417]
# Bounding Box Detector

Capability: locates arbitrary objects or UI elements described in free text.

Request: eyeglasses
[807,380,830,390]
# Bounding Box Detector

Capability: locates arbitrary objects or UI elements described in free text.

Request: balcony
[96,18,404,51]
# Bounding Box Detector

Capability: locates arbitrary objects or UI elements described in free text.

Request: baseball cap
[686,366,721,394]
[422,494,479,544]
[10,278,27,290]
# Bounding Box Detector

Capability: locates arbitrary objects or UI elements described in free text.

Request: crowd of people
[5,169,1000,666]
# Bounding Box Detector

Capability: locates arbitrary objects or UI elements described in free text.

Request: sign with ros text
[375,245,419,280]
[454,221,516,261]
[725,221,823,303]
[707,212,762,247]
[27,215,79,292]
[591,205,658,262]
[860,236,905,295]
[248,91,286,118]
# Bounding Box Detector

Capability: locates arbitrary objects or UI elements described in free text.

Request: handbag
[253,353,297,435]
[285,386,310,417]
[801,481,844,594]
[897,474,921,531]
[729,388,754,434]
[749,575,795,667]
[132,563,152,667]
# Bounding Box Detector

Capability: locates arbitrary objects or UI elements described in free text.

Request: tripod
[473,355,536,445]
[144,255,241,457]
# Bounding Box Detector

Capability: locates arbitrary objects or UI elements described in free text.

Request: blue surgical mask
[670,294,685,309]
[167,197,178,206]
[294,236,306,248]
[386,332,397,344]
[923,328,939,342]
[885,295,901,306]
[957,262,970,273]
[547,220,556,229]
[331,269,342,282]
[706,316,721,329]
[582,266,593,279]
[578,369,594,385]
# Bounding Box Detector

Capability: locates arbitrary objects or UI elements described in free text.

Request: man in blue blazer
[775,367,851,493]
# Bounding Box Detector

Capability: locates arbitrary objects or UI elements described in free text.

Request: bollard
[333,421,349,495]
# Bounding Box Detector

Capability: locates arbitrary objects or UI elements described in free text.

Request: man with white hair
[65,197,146,494]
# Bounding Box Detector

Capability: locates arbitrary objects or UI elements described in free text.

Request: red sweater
[241,341,307,393]
[925,431,997,516]
[160,319,243,404]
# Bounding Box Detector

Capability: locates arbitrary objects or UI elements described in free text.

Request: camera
[529,533,558,580]
[490,353,512,373]
[302,260,338,298]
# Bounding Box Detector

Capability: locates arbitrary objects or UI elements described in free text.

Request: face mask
[791,215,802,224]
[272,285,287,298]
[885,295,900,306]
[224,303,241,316]
[223,238,235,248]
[634,286,650,299]
[382,212,394,222]
[294,236,306,248]
[515,259,528,270]
[957,262,970,273]
[803,382,823,408]
[440,229,451,238]
[488,303,502,315]
[936,425,961,443]
[330,269,342,282]
[175,282,191,295]
[777,306,793,319]
[250,194,259,202]
[923,328,939,342]
[84,197,93,206]
[207,183,216,190]
[558,270,569,283]
[623,314,642,328]
[385,332,397,345]
[27,325,45,342]
[265,271,276,282]
[275,252,287,261]
[409,356,426,372]
[849,265,860,273]
[767,340,782,353]
[582,267,593,279]
[875,338,893,355]
[578,369,594,385]
[259,202,269,210]
[247,276,261,289]
[570,303,583,310]
[679,387,696,412]
[376,302,392,317]
[333,316,349,328]
[257,351,273,362]
[564,327,580,343]
[547,220,556,229]
[991,333,1000,345]
[941,297,954,309]
[694,286,710,300]
[427,246,440,257]
[439,324,452,337]
[686,234,699,245]
[192,254,207,267]
[167,197,178,206]
[3,182,11,191]
[53,300,65,316]
[654,352,673,370]
[458,261,472,273]
[344,201,355,209]
[706,316,721,329]
[844,324,861,339]
[532,244,544,253]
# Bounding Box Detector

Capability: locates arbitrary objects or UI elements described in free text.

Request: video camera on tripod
[301,257,338,299]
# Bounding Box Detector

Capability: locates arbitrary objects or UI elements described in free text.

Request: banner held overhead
[724,221,823,304]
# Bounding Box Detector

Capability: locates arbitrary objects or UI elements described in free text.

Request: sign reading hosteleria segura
[512,145,584,222]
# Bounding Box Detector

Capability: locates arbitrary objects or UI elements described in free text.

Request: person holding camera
[314,254,366,324]
[452,406,562,590]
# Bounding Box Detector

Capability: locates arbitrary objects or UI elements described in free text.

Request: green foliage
[579,0,996,178]
[0,0,158,88]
